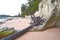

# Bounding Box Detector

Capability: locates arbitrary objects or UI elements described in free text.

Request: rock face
[31,0,60,31]
[55,0,60,27]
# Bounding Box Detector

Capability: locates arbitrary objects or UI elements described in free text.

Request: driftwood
[31,15,46,26]
[1,16,46,40]
[1,22,38,40]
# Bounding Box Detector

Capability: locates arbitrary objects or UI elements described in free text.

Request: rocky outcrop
[30,0,60,31]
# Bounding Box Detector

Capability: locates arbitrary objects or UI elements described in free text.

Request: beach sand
[16,28,60,40]
[0,18,31,30]
[0,18,60,40]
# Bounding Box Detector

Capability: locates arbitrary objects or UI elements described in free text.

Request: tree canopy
[21,0,41,17]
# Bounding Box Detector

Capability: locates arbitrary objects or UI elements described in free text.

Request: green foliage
[21,0,41,17]
[21,4,27,12]
[0,30,14,38]
[0,27,16,38]
[51,0,55,3]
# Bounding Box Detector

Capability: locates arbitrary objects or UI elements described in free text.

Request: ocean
[0,17,12,22]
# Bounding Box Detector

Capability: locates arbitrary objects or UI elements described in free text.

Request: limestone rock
[30,0,60,31]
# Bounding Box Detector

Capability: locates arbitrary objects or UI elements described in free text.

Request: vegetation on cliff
[21,0,41,17]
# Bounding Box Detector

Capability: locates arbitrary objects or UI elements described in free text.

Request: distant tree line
[0,15,11,17]
[0,14,21,17]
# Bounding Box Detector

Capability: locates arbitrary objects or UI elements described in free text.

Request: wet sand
[16,28,60,40]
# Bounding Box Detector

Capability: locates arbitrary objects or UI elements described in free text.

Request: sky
[0,0,28,16]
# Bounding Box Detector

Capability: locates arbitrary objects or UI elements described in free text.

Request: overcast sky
[0,0,28,16]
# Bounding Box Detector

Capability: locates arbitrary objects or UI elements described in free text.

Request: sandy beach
[0,18,60,40]
[0,18,31,30]
[16,28,60,40]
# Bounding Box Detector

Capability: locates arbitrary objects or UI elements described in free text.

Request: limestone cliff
[30,0,60,31]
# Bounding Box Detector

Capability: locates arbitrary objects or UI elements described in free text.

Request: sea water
[0,17,7,22]
[0,17,13,22]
